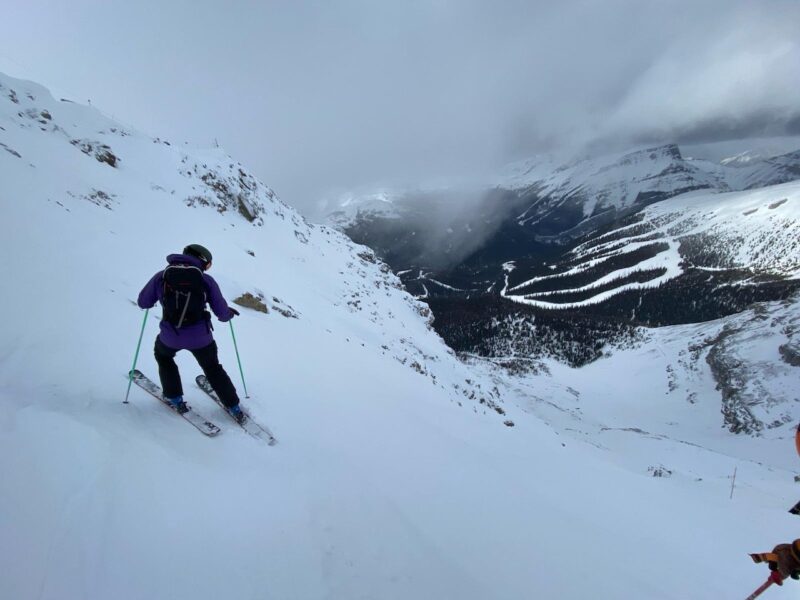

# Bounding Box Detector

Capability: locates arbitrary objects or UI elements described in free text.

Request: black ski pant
[154,337,240,408]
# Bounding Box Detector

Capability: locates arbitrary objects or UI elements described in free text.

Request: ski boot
[167,395,189,415]
[227,404,246,425]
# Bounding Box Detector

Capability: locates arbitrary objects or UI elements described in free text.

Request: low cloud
[1,1,798,218]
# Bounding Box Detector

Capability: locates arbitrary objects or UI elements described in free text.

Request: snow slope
[503,181,800,308]
[1,71,798,600]
[493,298,800,459]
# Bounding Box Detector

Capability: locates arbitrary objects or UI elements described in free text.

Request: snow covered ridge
[503,181,800,309]
[499,143,800,198]
[0,72,285,226]
[329,142,800,244]
[498,143,800,242]
[0,69,507,421]
[326,188,408,229]
[721,149,771,167]
[501,144,724,221]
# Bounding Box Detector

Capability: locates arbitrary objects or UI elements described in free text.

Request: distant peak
[620,144,682,163]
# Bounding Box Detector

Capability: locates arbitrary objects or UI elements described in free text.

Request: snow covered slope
[497,296,800,442]
[1,71,798,600]
[503,181,800,309]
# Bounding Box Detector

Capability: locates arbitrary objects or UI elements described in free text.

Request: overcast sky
[1,1,799,217]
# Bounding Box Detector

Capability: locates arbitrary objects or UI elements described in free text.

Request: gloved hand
[769,541,800,580]
[768,569,785,586]
[229,307,240,319]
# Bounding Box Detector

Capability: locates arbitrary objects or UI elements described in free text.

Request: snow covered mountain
[1,71,799,600]
[422,182,800,435]
[722,149,776,167]
[499,143,800,239]
[502,181,800,310]
[486,183,800,434]
[330,142,800,245]
[327,142,800,308]
[327,141,800,435]
[500,144,726,240]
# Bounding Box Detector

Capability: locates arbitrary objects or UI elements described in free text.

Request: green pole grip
[229,320,249,398]
[124,308,149,404]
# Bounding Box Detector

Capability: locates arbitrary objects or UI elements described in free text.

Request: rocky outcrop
[704,302,800,434]
[70,139,118,167]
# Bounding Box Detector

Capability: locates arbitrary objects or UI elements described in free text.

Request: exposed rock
[181,165,268,225]
[70,139,118,167]
[66,188,117,210]
[1,142,21,158]
[271,297,300,319]
[705,303,800,435]
[648,465,672,478]
[233,292,269,314]
[779,341,800,367]
[769,198,789,210]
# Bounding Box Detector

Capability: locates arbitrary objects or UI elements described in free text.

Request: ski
[128,370,221,436]
[195,375,277,445]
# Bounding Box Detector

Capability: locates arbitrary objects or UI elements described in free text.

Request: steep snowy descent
[0,71,798,600]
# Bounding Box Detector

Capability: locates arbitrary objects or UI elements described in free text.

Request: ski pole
[124,308,149,404]
[229,320,249,398]
[745,572,783,600]
[745,579,773,600]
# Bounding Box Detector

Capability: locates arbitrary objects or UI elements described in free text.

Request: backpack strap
[176,291,192,328]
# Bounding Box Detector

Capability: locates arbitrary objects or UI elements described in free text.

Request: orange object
[750,552,780,564]
[796,423,800,458]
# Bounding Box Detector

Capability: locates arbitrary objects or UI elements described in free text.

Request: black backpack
[161,264,208,328]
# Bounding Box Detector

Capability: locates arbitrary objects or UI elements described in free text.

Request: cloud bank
[1,0,798,216]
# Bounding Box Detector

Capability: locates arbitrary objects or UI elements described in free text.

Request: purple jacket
[138,254,235,350]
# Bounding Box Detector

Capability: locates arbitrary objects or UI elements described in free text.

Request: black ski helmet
[184,244,212,266]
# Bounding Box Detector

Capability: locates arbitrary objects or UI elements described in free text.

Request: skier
[137,244,245,422]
